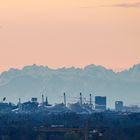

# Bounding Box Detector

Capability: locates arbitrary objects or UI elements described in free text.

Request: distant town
[0,93,140,140]
[1,93,140,114]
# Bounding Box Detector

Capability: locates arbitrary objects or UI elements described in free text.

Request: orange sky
[0,0,140,72]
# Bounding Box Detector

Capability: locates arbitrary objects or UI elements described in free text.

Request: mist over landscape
[0,64,140,108]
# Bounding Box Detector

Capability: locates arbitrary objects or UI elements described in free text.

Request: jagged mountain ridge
[0,64,140,108]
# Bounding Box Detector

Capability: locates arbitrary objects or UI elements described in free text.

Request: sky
[0,0,140,72]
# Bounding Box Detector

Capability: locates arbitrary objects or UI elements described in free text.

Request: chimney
[64,92,66,107]
[80,92,82,105]
[90,94,92,107]
[42,94,44,106]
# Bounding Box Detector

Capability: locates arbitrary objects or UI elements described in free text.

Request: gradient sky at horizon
[0,0,140,72]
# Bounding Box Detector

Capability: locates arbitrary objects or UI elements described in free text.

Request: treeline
[0,112,140,140]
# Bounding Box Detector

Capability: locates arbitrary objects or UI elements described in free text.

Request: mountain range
[0,64,140,108]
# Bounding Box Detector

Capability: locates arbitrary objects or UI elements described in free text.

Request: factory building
[31,97,38,103]
[0,103,14,112]
[95,96,107,111]
[21,98,39,112]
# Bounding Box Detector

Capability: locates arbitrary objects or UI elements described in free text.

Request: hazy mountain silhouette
[0,64,140,108]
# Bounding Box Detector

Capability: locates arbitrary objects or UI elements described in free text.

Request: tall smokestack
[18,98,22,111]
[90,94,92,106]
[80,92,82,105]
[42,94,44,106]
[45,96,48,106]
[64,92,66,107]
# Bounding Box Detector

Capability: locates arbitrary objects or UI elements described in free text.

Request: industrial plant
[0,92,140,114]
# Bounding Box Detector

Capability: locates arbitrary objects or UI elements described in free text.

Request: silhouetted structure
[115,101,123,111]
[95,96,106,111]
